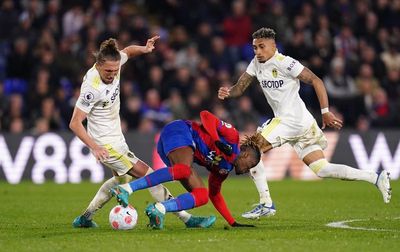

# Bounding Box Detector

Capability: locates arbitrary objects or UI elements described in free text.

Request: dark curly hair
[240,133,266,156]
[252,27,276,40]
[232,134,264,174]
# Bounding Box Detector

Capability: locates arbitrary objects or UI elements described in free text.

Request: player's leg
[112,153,214,228]
[146,175,209,229]
[251,160,273,206]
[242,159,276,219]
[130,161,214,227]
[112,162,192,206]
[304,149,392,203]
[72,172,131,228]
[73,143,135,228]
[160,158,208,212]
[241,120,278,219]
[104,142,185,207]
[112,122,195,203]
[145,147,209,229]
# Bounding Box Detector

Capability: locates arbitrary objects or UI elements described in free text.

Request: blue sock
[128,167,172,192]
[161,192,195,212]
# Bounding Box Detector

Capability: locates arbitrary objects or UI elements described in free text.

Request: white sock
[120,183,132,194]
[147,182,191,223]
[313,161,378,184]
[83,176,119,219]
[117,168,192,223]
[249,160,273,206]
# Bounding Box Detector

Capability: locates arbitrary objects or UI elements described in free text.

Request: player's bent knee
[115,174,132,184]
[170,164,191,180]
[191,187,209,207]
[308,158,329,177]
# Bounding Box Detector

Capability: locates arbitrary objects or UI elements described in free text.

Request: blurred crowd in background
[0,0,399,135]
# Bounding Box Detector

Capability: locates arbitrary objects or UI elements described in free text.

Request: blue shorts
[157,120,195,167]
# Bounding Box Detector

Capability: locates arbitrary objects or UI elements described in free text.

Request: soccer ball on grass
[109,204,138,230]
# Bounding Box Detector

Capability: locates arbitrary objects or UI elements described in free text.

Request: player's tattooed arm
[228,72,255,98]
[297,67,332,121]
[297,67,320,85]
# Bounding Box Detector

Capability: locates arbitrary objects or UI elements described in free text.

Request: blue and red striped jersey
[186,111,239,175]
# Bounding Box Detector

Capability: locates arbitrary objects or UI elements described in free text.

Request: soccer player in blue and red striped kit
[111,110,259,229]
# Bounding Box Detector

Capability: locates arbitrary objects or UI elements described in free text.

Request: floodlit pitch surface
[0,178,398,252]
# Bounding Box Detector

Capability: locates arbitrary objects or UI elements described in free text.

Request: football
[109,204,138,230]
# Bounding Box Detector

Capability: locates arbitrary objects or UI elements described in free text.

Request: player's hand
[144,35,160,53]
[322,112,343,130]
[215,141,233,156]
[231,221,255,228]
[92,145,109,162]
[218,87,230,100]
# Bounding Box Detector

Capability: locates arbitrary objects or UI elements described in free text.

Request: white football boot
[242,203,276,219]
[375,170,392,203]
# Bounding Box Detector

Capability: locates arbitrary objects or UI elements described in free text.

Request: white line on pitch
[326,218,399,232]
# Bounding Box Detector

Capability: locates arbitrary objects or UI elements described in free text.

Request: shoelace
[248,204,266,213]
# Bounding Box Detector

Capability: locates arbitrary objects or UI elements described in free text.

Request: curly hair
[241,132,268,153]
[252,27,276,40]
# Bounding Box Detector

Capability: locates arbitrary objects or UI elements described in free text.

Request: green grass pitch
[0,178,399,252]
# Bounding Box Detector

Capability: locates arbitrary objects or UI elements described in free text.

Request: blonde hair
[94,38,121,64]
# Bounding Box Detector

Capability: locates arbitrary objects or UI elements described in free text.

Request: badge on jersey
[272,68,278,78]
[221,121,232,128]
[84,92,94,102]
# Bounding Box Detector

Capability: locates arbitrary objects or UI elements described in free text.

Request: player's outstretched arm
[121,35,160,58]
[297,67,343,130]
[218,72,255,100]
[208,173,255,227]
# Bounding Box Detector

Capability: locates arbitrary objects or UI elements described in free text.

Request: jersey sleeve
[200,110,220,141]
[75,82,100,114]
[245,58,257,77]
[208,172,235,225]
[280,55,304,78]
[120,51,128,66]
[200,110,239,145]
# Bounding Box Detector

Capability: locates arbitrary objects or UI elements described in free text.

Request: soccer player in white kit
[218,28,392,219]
[70,37,215,228]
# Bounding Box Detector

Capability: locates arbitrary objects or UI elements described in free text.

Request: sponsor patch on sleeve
[79,99,90,107]
[286,60,297,71]
[83,92,94,102]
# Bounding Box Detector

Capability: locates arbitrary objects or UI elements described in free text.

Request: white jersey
[246,50,314,130]
[76,51,129,145]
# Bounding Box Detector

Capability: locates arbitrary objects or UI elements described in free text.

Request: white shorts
[258,118,327,159]
[100,142,139,176]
